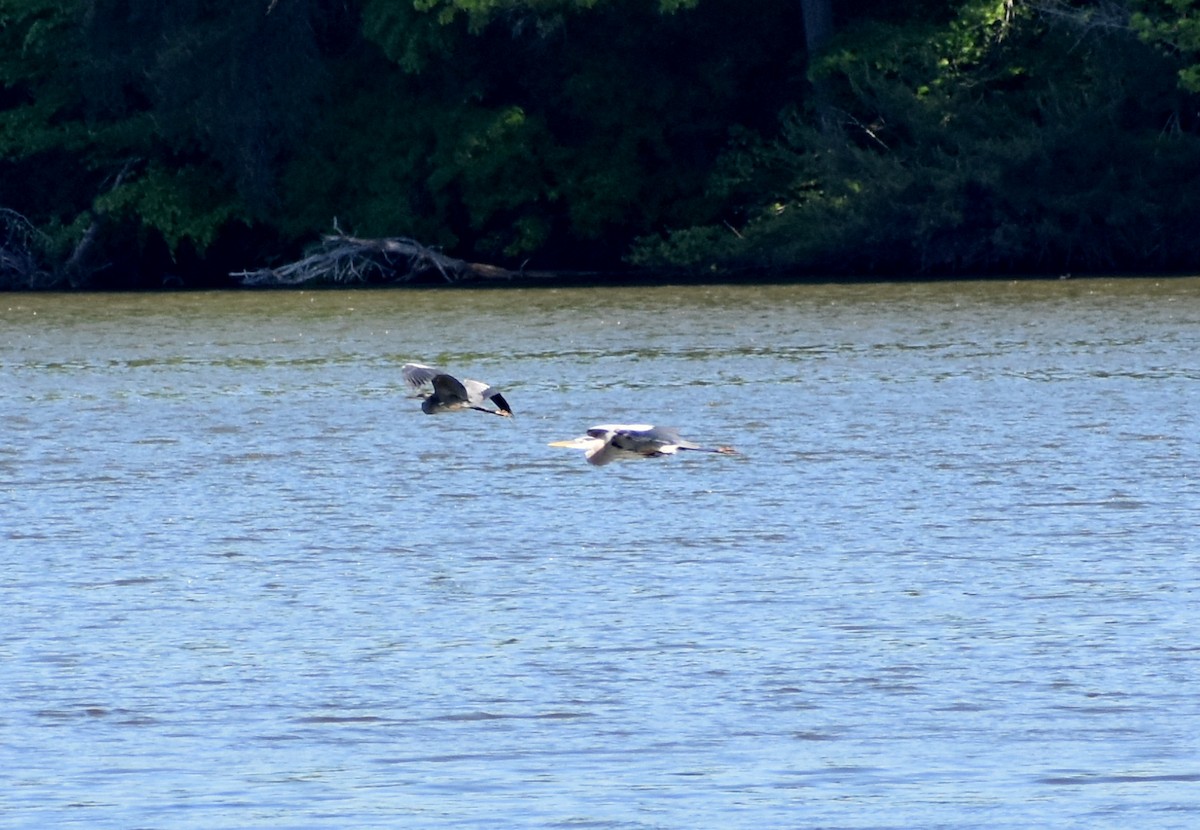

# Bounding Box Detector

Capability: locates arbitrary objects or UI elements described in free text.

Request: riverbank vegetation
[3,0,1200,289]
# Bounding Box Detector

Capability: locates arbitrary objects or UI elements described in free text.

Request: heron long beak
[548,437,592,449]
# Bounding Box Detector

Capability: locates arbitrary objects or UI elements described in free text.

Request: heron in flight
[549,424,736,466]
[402,362,513,417]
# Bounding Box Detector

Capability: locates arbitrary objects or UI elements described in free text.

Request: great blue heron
[402,362,513,417]
[549,424,736,465]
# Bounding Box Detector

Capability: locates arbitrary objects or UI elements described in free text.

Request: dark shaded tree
[633,0,1200,275]
[1,0,351,286]
[286,0,808,267]
[802,0,835,51]
[7,0,1200,287]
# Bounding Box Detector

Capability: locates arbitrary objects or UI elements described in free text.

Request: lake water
[2,278,1199,828]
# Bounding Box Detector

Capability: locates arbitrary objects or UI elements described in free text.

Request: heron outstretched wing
[634,426,703,451]
[583,425,665,463]
[591,423,655,437]
[583,438,621,465]
[460,378,512,415]
[608,426,684,456]
[402,362,440,392]
[430,373,470,405]
[485,390,513,416]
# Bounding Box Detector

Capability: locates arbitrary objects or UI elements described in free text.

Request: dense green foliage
[2,0,1199,287]
[635,0,1200,275]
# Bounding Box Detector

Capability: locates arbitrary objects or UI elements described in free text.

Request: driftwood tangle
[233,233,521,287]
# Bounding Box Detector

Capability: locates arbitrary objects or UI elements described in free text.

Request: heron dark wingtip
[490,392,513,416]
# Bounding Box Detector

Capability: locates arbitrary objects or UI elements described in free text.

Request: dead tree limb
[233,233,519,286]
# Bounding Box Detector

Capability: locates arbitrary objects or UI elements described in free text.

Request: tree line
[2,0,1200,289]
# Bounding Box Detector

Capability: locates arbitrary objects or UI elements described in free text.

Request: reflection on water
[3,278,1200,828]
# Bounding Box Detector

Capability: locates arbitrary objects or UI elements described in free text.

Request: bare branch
[232,231,520,286]
[1030,1,1131,34]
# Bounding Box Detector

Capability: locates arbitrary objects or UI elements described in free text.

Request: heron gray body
[402,362,513,416]
[550,424,734,465]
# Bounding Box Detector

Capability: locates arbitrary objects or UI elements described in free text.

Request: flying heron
[549,424,736,465]
[402,362,513,417]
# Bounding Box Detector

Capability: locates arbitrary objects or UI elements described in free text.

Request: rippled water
[3,279,1199,828]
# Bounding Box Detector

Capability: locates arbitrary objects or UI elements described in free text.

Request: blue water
[2,280,1199,828]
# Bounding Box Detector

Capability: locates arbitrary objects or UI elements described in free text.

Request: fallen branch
[232,233,518,286]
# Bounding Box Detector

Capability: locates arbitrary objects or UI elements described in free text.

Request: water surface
[3,279,1199,828]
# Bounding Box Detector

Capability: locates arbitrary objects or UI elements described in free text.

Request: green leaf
[94,164,244,252]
